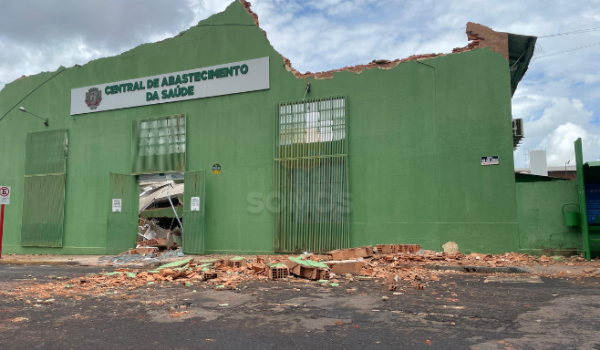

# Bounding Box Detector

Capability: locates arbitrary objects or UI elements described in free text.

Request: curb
[0,260,81,266]
[421,265,530,274]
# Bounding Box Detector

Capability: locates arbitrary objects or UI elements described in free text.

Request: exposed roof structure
[507,34,537,96]
[139,183,184,213]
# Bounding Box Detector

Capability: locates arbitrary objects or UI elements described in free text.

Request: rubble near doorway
[136,172,184,257]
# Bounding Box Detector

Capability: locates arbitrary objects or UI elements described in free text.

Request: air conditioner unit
[513,118,524,137]
[512,118,524,150]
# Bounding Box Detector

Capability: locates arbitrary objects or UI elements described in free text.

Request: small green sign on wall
[212,163,222,174]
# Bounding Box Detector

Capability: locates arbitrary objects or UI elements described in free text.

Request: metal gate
[106,173,137,254]
[183,170,206,254]
[274,95,349,253]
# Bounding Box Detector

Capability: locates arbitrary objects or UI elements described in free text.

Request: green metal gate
[21,174,66,247]
[183,170,206,254]
[21,129,68,247]
[106,173,137,254]
[274,95,350,253]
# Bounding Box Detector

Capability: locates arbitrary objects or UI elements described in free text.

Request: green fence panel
[25,129,68,176]
[274,96,349,253]
[20,174,66,247]
[183,170,205,254]
[106,173,137,254]
[132,114,186,174]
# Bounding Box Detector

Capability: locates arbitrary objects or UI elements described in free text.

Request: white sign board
[112,199,122,213]
[191,197,200,212]
[481,156,499,166]
[71,57,270,115]
[0,186,10,205]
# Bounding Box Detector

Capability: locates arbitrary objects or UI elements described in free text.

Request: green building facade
[0,1,543,255]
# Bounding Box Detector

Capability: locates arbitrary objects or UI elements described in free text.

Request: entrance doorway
[137,172,184,252]
[106,170,205,255]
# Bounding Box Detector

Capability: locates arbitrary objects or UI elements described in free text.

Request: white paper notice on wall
[191,197,200,211]
[112,199,122,212]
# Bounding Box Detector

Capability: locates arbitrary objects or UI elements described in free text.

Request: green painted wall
[516,181,582,255]
[0,1,519,255]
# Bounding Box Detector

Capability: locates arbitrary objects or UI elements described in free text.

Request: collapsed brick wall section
[238,0,510,80]
[452,22,509,61]
[239,0,266,37]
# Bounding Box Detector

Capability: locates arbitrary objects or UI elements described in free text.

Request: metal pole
[575,138,591,260]
[0,204,4,259]
[166,185,183,234]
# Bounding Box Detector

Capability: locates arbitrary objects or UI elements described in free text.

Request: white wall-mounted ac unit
[512,118,524,150]
[513,118,524,137]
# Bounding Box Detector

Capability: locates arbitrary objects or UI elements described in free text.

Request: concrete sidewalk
[0,254,104,266]
[0,254,192,267]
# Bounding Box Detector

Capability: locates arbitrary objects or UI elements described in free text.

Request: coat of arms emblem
[85,87,102,110]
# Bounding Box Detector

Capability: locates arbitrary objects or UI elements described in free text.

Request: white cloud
[187,0,230,25]
[540,123,600,165]
[305,0,378,17]
[514,97,599,166]
[528,98,594,139]
[1,0,600,166]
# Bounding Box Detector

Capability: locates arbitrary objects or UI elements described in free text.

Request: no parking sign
[0,186,8,258]
[0,186,9,205]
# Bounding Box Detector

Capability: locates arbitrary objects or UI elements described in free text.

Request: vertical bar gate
[274,95,349,253]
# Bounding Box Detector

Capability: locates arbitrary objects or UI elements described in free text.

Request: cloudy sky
[1,0,599,166]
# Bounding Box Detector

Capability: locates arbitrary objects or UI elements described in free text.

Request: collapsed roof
[139,182,184,213]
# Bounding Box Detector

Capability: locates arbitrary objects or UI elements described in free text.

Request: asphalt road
[0,264,599,350]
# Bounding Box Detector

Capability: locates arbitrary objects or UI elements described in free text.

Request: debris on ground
[324,259,366,274]
[286,256,330,280]
[129,178,186,265]
[97,247,184,266]
[2,243,599,302]
[328,246,373,260]
[376,244,422,254]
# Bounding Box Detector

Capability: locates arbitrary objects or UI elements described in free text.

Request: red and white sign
[0,186,9,205]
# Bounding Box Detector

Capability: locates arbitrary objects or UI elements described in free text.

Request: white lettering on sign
[70,57,270,115]
[191,197,200,212]
[0,186,10,205]
[112,199,122,212]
